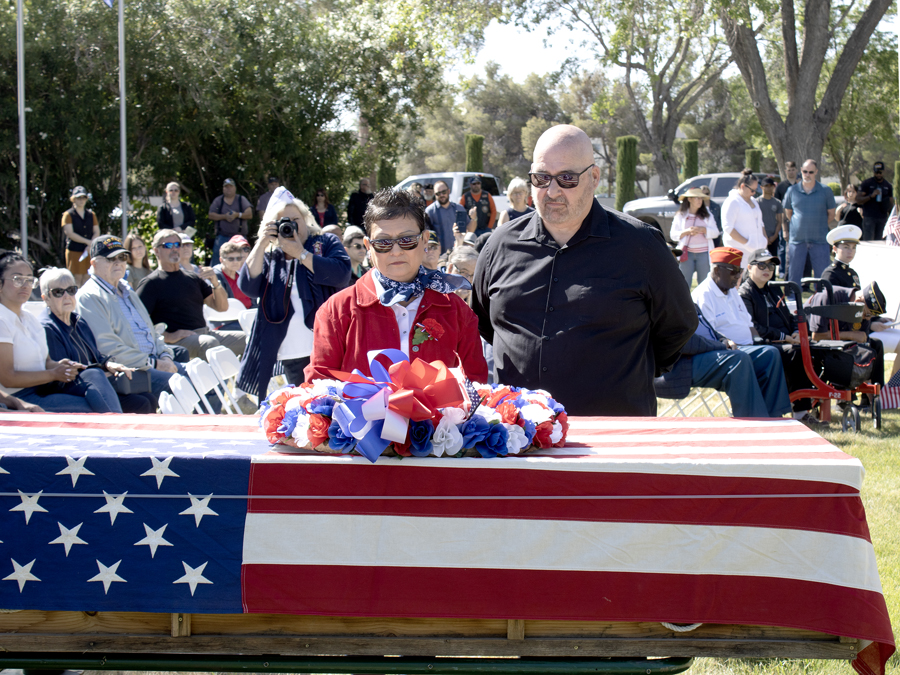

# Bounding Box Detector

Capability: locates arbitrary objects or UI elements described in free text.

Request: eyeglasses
[368,234,421,253]
[801,170,816,175]
[2,274,35,288]
[528,165,595,189]
[424,244,440,252]
[222,256,246,262]
[435,190,449,196]
[347,243,365,250]
[49,286,79,298]
[752,262,776,271]
[713,263,742,276]
[167,188,180,193]
[105,253,130,263]
[158,242,182,249]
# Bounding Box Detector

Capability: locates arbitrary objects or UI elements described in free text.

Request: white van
[396,172,510,214]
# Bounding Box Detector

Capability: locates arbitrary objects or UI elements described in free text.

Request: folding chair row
[658,389,732,418]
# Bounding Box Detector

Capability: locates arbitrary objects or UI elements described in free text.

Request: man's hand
[725,340,738,350]
[870,321,887,333]
[164,329,196,344]
[156,356,178,373]
[198,267,219,286]
[107,362,135,379]
[226,211,237,222]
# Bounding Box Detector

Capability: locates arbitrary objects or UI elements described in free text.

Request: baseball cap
[267,176,279,184]
[180,233,194,244]
[223,178,236,187]
[228,234,250,248]
[469,176,482,184]
[71,186,88,198]
[90,235,127,260]
[747,248,779,266]
[874,162,885,172]
[426,231,440,246]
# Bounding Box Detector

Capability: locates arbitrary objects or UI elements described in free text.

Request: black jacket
[738,279,795,342]
[156,201,197,230]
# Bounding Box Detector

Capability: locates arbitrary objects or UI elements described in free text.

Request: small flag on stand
[882,371,900,409]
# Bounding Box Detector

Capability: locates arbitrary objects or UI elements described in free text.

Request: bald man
[472,125,697,416]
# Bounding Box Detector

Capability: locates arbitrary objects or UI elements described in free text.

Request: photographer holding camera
[236,187,350,399]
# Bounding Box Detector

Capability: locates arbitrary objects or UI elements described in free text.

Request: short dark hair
[0,250,30,283]
[785,161,797,169]
[363,188,426,236]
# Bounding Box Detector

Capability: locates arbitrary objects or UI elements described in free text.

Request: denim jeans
[57,367,123,413]
[679,251,709,287]
[15,387,94,413]
[787,242,830,287]
[211,233,230,266]
[691,345,792,418]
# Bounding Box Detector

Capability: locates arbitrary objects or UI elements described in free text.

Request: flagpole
[118,0,127,238]
[16,0,27,259]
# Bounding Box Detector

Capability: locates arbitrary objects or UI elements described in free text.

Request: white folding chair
[22,301,46,318]
[658,388,732,418]
[207,345,243,413]
[203,298,247,329]
[238,308,257,336]
[168,373,206,414]
[185,357,235,414]
[159,391,187,415]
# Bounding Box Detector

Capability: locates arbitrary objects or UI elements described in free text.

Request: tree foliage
[615,135,638,210]
[465,134,485,172]
[0,0,472,265]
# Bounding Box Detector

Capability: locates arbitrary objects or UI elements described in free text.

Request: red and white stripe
[242,417,893,675]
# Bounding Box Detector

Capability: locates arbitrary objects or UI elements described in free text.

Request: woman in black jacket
[156,181,197,231]
[738,248,821,423]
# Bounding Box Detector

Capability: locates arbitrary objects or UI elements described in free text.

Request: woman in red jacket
[305,189,488,383]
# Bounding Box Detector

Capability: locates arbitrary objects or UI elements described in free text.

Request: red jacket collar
[355,270,451,309]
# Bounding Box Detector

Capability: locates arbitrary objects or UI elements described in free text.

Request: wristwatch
[299,250,309,262]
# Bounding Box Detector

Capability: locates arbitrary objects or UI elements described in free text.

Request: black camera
[277,216,297,238]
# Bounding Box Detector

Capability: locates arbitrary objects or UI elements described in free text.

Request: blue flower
[476,422,509,458]
[546,397,565,414]
[277,408,301,436]
[327,419,357,453]
[461,415,491,448]
[408,419,434,457]
[309,396,336,417]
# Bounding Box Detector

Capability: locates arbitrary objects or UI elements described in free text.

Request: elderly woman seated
[0,250,114,413]
[40,267,153,413]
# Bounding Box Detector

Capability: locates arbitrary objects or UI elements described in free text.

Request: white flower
[504,423,529,454]
[431,415,464,457]
[284,396,305,411]
[309,379,345,398]
[439,406,467,425]
[519,403,553,425]
[550,421,563,444]
[475,405,501,424]
[290,412,311,448]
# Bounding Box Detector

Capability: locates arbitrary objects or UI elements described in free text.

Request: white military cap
[827,224,862,245]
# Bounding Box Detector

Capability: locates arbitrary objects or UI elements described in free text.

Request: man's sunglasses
[752,262,776,271]
[713,263,742,276]
[368,234,421,253]
[347,243,365,250]
[528,165,594,189]
[158,242,182,249]
[49,286,79,298]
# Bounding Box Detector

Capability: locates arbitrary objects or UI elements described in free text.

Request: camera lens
[277,216,297,238]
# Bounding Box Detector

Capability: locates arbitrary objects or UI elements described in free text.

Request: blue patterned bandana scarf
[373,266,472,307]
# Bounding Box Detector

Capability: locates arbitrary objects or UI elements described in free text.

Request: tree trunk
[721,0,892,179]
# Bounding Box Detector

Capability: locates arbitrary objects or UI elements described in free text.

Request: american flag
[0,413,893,675]
[881,370,900,409]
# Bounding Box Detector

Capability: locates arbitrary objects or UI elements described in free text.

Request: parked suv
[623,172,768,241]
[396,172,510,214]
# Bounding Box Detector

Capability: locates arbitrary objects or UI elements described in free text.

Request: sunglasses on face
[752,262,776,271]
[158,242,182,249]
[713,263,742,276]
[49,285,79,298]
[801,170,816,175]
[106,253,129,263]
[528,165,594,189]
[3,274,34,288]
[347,243,365,250]
[368,234,421,253]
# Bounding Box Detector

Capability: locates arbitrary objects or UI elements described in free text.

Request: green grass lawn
[676,393,900,674]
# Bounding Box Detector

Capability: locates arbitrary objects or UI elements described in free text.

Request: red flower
[533,421,554,449]
[496,401,519,425]
[307,413,331,448]
[487,387,513,407]
[552,412,569,448]
[393,430,412,457]
[420,318,445,340]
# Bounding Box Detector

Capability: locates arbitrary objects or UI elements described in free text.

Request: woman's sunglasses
[49,286,78,298]
[368,235,421,253]
[528,165,594,189]
[752,262,776,271]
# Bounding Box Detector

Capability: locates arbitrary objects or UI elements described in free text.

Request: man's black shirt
[472,200,697,416]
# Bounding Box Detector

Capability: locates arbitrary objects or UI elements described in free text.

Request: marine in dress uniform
[822,224,862,298]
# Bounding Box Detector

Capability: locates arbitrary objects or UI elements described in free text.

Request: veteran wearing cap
[822,224,862,290]
[76,235,184,401]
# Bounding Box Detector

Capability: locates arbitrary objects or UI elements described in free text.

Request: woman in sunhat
[669,187,719,286]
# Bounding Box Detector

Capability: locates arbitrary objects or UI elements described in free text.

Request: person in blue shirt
[782,159,836,286]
